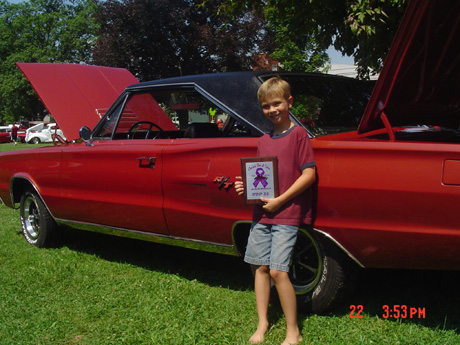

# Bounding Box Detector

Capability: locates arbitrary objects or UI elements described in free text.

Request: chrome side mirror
[79,126,92,144]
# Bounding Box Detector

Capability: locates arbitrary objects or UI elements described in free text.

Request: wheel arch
[310,227,365,269]
[232,221,252,256]
[28,135,42,144]
[9,177,54,220]
[232,220,364,269]
[231,221,363,313]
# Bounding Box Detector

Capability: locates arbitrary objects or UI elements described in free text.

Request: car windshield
[92,88,255,139]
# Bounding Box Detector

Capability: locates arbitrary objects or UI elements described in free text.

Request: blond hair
[257,76,291,103]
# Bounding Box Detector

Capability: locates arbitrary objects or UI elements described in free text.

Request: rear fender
[231,220,364,268]
[311,227,365,268]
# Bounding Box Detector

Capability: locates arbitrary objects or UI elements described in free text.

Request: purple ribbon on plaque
[253,168,268,188]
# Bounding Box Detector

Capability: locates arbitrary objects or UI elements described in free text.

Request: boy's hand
[260,197,282,213]
[234,176,244,196]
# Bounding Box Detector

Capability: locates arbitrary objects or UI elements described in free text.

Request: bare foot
[249,322,269,344]
[280,333,303,345]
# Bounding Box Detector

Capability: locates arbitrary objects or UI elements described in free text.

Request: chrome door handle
[137,156,156,169]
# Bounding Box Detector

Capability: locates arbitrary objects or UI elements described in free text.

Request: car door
[54,89,175,235]
[57,139,168,234]
[127,86,259,245]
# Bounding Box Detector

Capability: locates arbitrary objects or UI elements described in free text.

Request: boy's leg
[271,270,302,345]
[269,224,302,344]
[244,223,273,343]
[250,264,271,344]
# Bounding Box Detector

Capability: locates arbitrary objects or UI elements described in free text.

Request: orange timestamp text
[350,305,426,319]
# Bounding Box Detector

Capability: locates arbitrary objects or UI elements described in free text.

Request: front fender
[9,175,42,209]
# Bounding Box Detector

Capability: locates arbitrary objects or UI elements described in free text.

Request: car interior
[96,88,256,140]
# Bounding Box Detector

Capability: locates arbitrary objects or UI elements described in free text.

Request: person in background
[11,124,18,145]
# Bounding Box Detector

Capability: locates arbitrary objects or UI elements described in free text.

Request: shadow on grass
[60,227,253,292]
[59,227,460,334]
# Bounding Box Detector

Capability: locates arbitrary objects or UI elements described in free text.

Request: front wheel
[30,137,41,144]
[289,228,352,313]
[20,190,58,247]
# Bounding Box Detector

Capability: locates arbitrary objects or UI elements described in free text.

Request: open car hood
[17,63,139,141]
[358,0,460,135]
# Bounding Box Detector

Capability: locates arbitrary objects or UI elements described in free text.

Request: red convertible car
[0,0,459,313]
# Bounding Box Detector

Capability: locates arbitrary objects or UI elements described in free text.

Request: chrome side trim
[56,218,238,256]
[311,227,365,268]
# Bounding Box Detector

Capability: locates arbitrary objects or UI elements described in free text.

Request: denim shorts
[244,222,299,272]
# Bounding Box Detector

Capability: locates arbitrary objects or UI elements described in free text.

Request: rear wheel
[20,190,58,247]
[289,228,351,313]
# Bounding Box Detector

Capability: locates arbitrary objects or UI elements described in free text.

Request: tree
[93,0,274,81]
[203,0,408,79]
[200,5,275,73]
[0,0,99,124]
[264,5,329,73]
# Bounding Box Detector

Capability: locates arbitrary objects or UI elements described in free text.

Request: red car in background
[0,125,26,143]
[0,0,459,313]
[0,127,11,143]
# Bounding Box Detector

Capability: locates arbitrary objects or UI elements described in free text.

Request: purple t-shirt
[252,125,316,226]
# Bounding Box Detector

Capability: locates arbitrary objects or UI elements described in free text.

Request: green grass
[1,143,460,344]
[0,141,52,152]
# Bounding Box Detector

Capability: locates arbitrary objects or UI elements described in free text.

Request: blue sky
[327,47,354,65]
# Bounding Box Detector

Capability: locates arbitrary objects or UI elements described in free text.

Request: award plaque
[241,156,279,204]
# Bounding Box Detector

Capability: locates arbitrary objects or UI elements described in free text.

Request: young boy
[235,77,316,345]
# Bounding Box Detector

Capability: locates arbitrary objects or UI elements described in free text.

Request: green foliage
[265,5,329,72]
[93,0,273,81]
[340,0,407,78]
[0,0,99,125]
[290,95,326,135]
[0,0,409,128]
[206,0,408,79]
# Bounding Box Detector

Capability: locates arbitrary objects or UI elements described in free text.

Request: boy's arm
[260,166,316,213]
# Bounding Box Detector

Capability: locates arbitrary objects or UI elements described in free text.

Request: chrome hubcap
[290,229,322,294]
[23,196,40,240]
